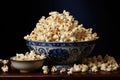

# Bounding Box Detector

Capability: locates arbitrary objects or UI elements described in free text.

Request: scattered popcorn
[81,64,88,72]
[97,61,103,68]
[51,66,57,73]
[42,65,49,74]
[83,54,119,72]
[100,63,107,71]
[1,54,118,74]
[60,68,66,74]
[40,54,119,75]
[112,63,119,71]
[67,67,74,75]
[2,60,9,65]
[72,64,81,72]
[24,10,99,42]
[1,65,8,72]
[0,59,9,73]
[12,50,46,61]
[91,65,98,72]
[106,65,112,71]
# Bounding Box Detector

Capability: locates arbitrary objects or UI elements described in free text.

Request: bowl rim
[24,38,98,43]
[10,56,44,62]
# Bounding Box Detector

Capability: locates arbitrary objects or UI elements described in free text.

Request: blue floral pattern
[25,40,96,65]
[48,48,69,62]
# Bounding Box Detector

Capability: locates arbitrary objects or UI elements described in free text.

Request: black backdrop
[0,0,119,59]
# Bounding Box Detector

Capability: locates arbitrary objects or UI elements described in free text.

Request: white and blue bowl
[25,40,97,65]
[10,56,44,73]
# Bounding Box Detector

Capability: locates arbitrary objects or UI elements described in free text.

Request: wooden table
[0,68,120,80]
[1,60,120,80]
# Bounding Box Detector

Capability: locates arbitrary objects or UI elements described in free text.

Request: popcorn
[15,54,25,60]
[0,59,9,73]
[81,64,88,72]
[1,65,8,72]
[67,67,74,75]
[2,60,9,65]
[12,50,46,61]
[51,66,57,73]
[42,65,49,74]
[100,63,107,71]
[60,68,66,74]
[97,62,103,68]
[72,64,81,72]
[90,65,98,72]
[24,10,99,42]
[112,63,119,71]
[84,54,119,72]
[40,54,119,75]
[78,54,119,72]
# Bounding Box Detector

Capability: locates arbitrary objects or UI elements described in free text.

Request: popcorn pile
[82,54,119,72]
[0,59,9,72]
[41,54,119,75]
[24,10,99,42]
[12,50,46,61]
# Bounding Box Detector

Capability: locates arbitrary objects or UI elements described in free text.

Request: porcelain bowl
[25,40,97,65]
[10,57,44,73]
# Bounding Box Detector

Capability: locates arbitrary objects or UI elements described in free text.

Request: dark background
[0,0,119,59]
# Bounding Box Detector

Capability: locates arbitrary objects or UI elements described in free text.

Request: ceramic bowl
[25,39,97,65]
[10,57,44,73]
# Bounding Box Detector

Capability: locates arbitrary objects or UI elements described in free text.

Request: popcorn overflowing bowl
[10,58,44,73]
[24,10,99,65]
[10,51,46,73]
